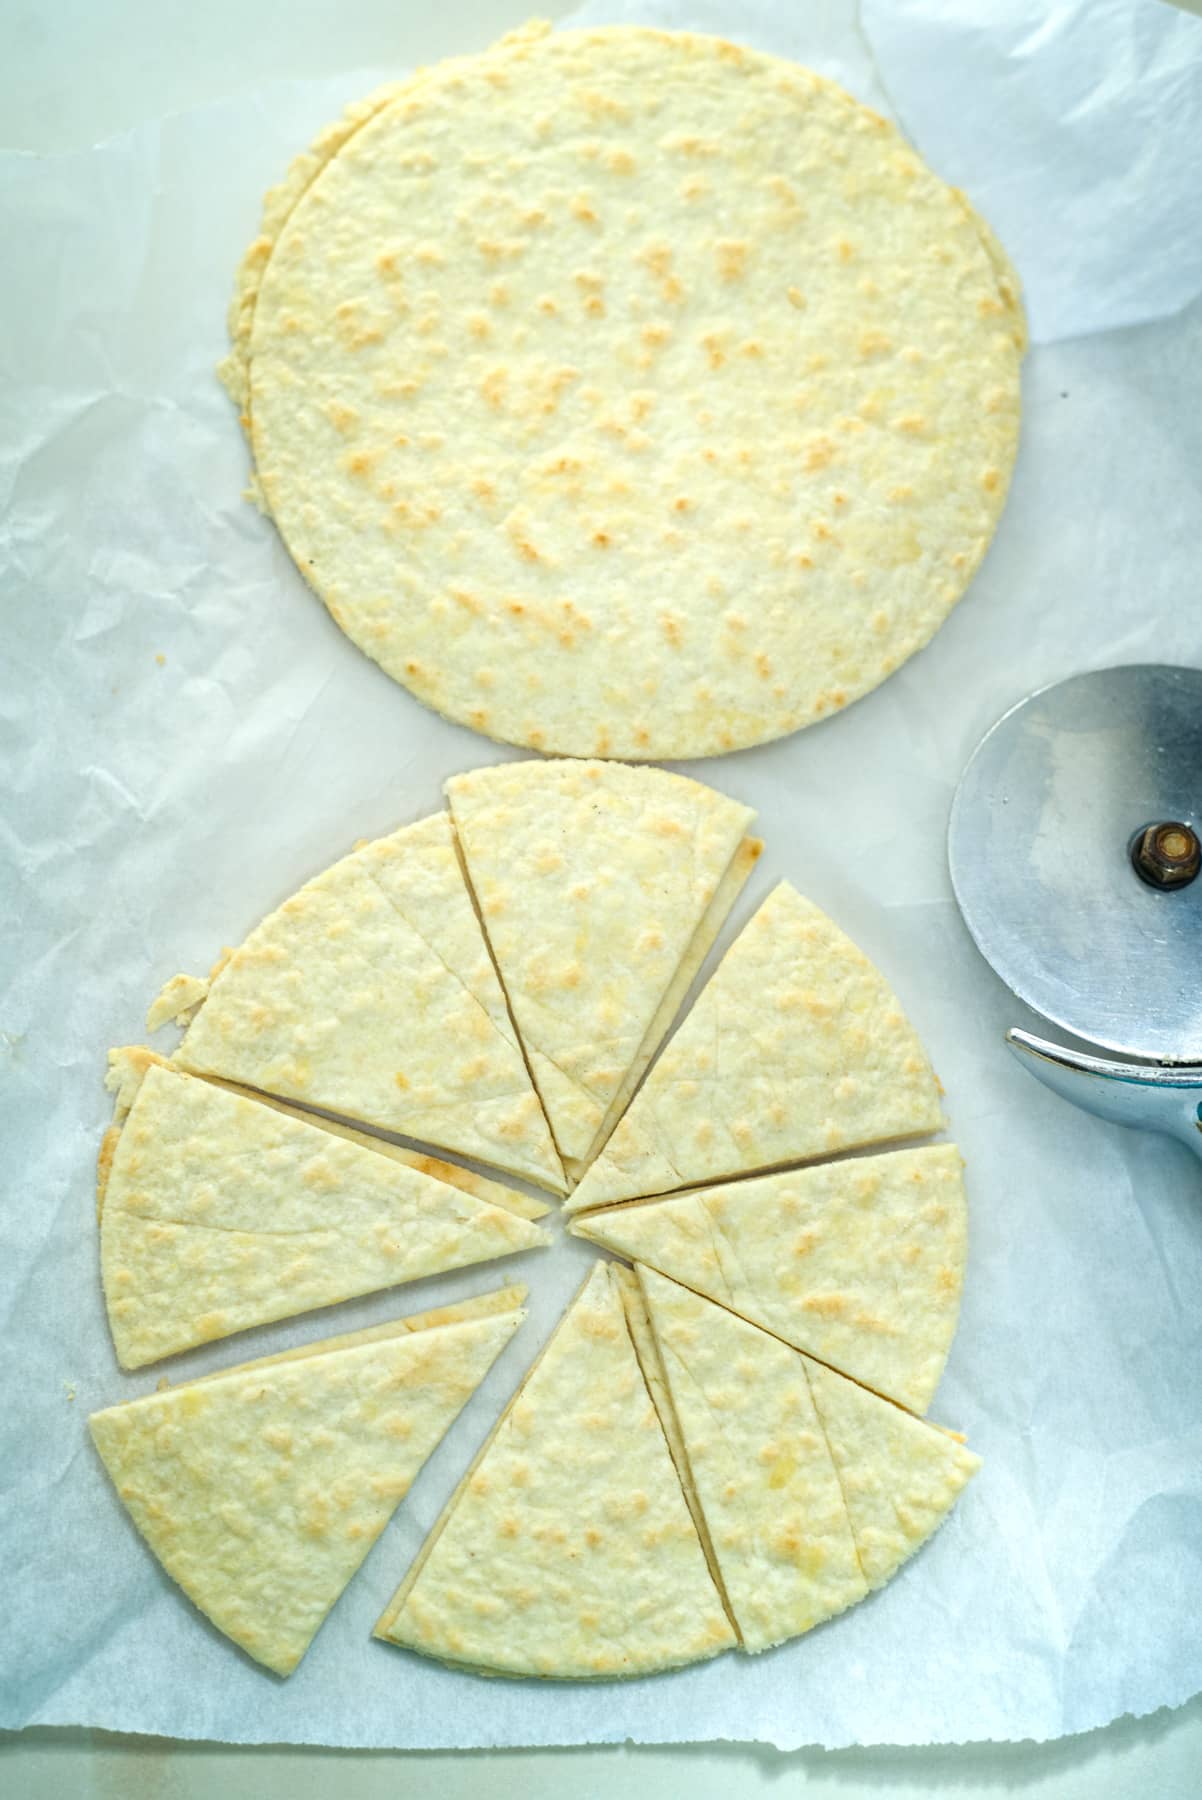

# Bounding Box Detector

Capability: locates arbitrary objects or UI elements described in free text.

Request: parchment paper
[3,0,1201,1752]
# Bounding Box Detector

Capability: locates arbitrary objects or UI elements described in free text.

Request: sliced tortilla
[567,833,763,1183]
[446,759,756,1167]
[99,1056,549,1369]
[573,1145,965,1414]
[375,1262,736,1678]
[636,1266,866,1651]
[566,882,942,1214]
[183,1285,527,1381]
[609,1264,733,1626]
[235,24,1023,760]
[89,1284,527,1676]
[168,812,566,1192]
[98,1046,551,1225]
[804,1355,981,1589]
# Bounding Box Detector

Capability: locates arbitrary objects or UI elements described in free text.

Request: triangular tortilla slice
[98,1046,551,1225]
[635,1266,867,1652]
[566,882,942,1213]
[98,1053,550,1369]
[569,833,763,1184]
[375,1262,736,1678]
[608,1266,728,1602]
[215,1097,555,1222]
[89,1285,527,1676]
[804,1355,981,1589]
[447,760,757,1169]
[166,812,566,1192]
[573,1145,966,1414]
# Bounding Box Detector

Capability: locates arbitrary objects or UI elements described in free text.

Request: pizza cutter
[948,664,1202,1160]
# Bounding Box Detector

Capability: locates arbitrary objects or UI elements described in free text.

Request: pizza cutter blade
[947,664,1202,1160]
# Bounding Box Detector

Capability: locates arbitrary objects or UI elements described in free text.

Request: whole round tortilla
[232,23,1025,759]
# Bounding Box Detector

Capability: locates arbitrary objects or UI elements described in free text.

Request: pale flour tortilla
[636,1266,866,1651]
[570,832,762,1185]
[609,1263,734,1629]
[566,882,943,1213]
[145,972,210,1033]
[209,1094,555,1223]
[804,1354,981,1588]
[229,23,1024,760]
[375,1261,736,1678]
[167,812,566,1192]
[99,1056,549,1369]
[89,1285,527,1676]
[182,1285,530,1382]
[446,759,756,1166]
[98,1046,551,1226]
[574,1145,966,1414]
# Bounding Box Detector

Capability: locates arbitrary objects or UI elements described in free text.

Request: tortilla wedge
[98,1054,550,1369]
[374,1262,736,1678]
[566,882,942,1213]
[573,1145,966,1414]
[98,1046,550,1226]
[804,1355,981,1589]
[165,812,566,1192]
[89,1285,527,1676]
[447,759,757,1170]
[608,1264,734,1622]
[568,833,763,1185]
[635,1266,867,1651]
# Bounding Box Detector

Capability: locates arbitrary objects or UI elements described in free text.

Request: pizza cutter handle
[1005,1029,1202,1161]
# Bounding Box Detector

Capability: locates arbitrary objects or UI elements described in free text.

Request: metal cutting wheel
[948,664,1202,1160]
